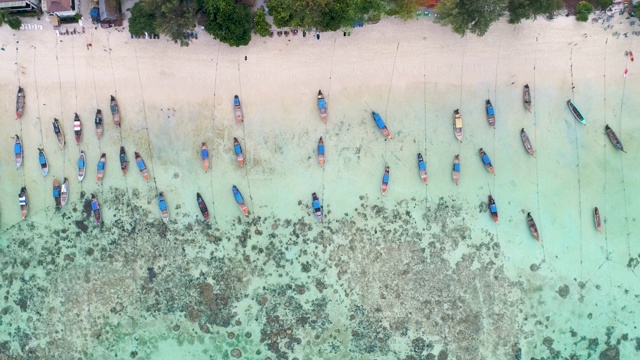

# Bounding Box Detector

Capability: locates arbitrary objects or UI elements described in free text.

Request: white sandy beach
[0,12,639,359]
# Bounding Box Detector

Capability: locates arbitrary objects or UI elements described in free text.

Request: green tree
[6,15,21,30]
[507,0,563,24]
[389,0,418,20]
[203,0,252,47]
[435,0,508,37]
[129,1,158,37]
[575,1,594,22]
[596,0,612,10]
[157,0,195,46]
[635,1,640,14]
[253,8,271,37]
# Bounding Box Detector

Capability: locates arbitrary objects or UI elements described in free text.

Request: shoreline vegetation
[126,0,635,47]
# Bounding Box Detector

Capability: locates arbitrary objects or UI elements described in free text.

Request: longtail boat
[452,155,460,185]
[14,135,23,169]
[233,137,244,167]
[38,148,48,176]
[96,153,106,183]
[312,192,323,221]
[453,109,463,142]
[135,152,150,182]
[73,113,82,144]
[317,90,327,123]
[594,207,602,233]
[53,177,61,208]
[488,195,498,223]
[605,125,625,153]
[197,192,210,221]
[78,151,86,182]
[157,192,169,222]
[233,95,243,124]
[52,119,65,149]
[201,142,209,173]
[381,165,390,196]
[567,100,586,125]
[91,194,101,225]
[523,84,532,112]
[60,178,69,208]
[527,212,540,243]
[16,87,25,119]
[120,146,128,175]
[317,137,325,167]
[486,99,495,128]
[232,185,249,217]
[520,128,535,157]
[110,95,121,127]
[417,153,427,184]
[630,51,635,62]
[18,187,28,219]
[95,109,104,139]
[479,148,495,175]
[372,112,392,139]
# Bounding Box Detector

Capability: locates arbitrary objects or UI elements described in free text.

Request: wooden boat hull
[527,212,540,243]
[317,90,327,123]
[486,100,495,128]
[120,146,128,175]
[91,194,101,225]
[488,195,498,223]
[417,153,427,185]
[567,100,586,124]
[60,178,69,208]
[14,135,23,169]
[317,137,325,167]
[232,185,249,216]
[452,155,460,185]
[523,85,532,112]
[110,96,121,127]
[53,178,61,207]
[234,138,244,167]
[605,125,625,152]
[16,87,25,119]
[201,143,209,172]
[372,112,392,139]
[594,207,602,233]
[197,193,210,221]
[312,192,323,221]
[95,110,104,139]
[53,119,65,149]
[78,152,86,182]
[381,166,390,196]
[97,154,106,183]
[73,113,82,144]
[454,110,463,142]
[135,152,150,182]
[234,95,243,124]
[520,128,535,157]
[38,149,48,176]
[18,187,28,219]
[480,149,496,176]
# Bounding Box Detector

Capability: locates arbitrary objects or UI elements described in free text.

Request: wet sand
[0,15,639,359]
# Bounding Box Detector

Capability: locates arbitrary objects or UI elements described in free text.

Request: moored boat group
[10,85,627,240]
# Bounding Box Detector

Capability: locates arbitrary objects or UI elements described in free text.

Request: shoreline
[0,15,639,359]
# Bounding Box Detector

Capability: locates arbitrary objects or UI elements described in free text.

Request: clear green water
[0,17,638,360]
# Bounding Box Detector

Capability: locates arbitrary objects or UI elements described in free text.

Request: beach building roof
[0,0,39,12]
[42,0,77,17]
[99,0,122,24]
[417,0,439,7]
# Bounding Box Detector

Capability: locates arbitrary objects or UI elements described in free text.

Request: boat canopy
[318,97,326,109]
[136,158,145,170]
[234,144,242,155]
[110,102,118,114]
[373,112,386,129]
[201,148,209,159]
[158,198,167,211]
[78,157,85,167]
[383,173,390,183]
[73,123,81,131]
[97,160,105,170]
[313,199,321,210]
[14,142,21,154]
[234,96,240,106]
[91,200,99,211]
[490,203,497,212]
[455,118,463,128]
[19,197,27,205]
[487,106,495,116]
[482,154,491,165]
[53,187,60,197]
[454,163,460,172]
[39,154,46,165]
[233,190,244,203]
[318,143,324,154]
[419,160,426,171]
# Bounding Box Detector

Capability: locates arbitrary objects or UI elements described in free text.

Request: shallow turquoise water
[0,17,639,359]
